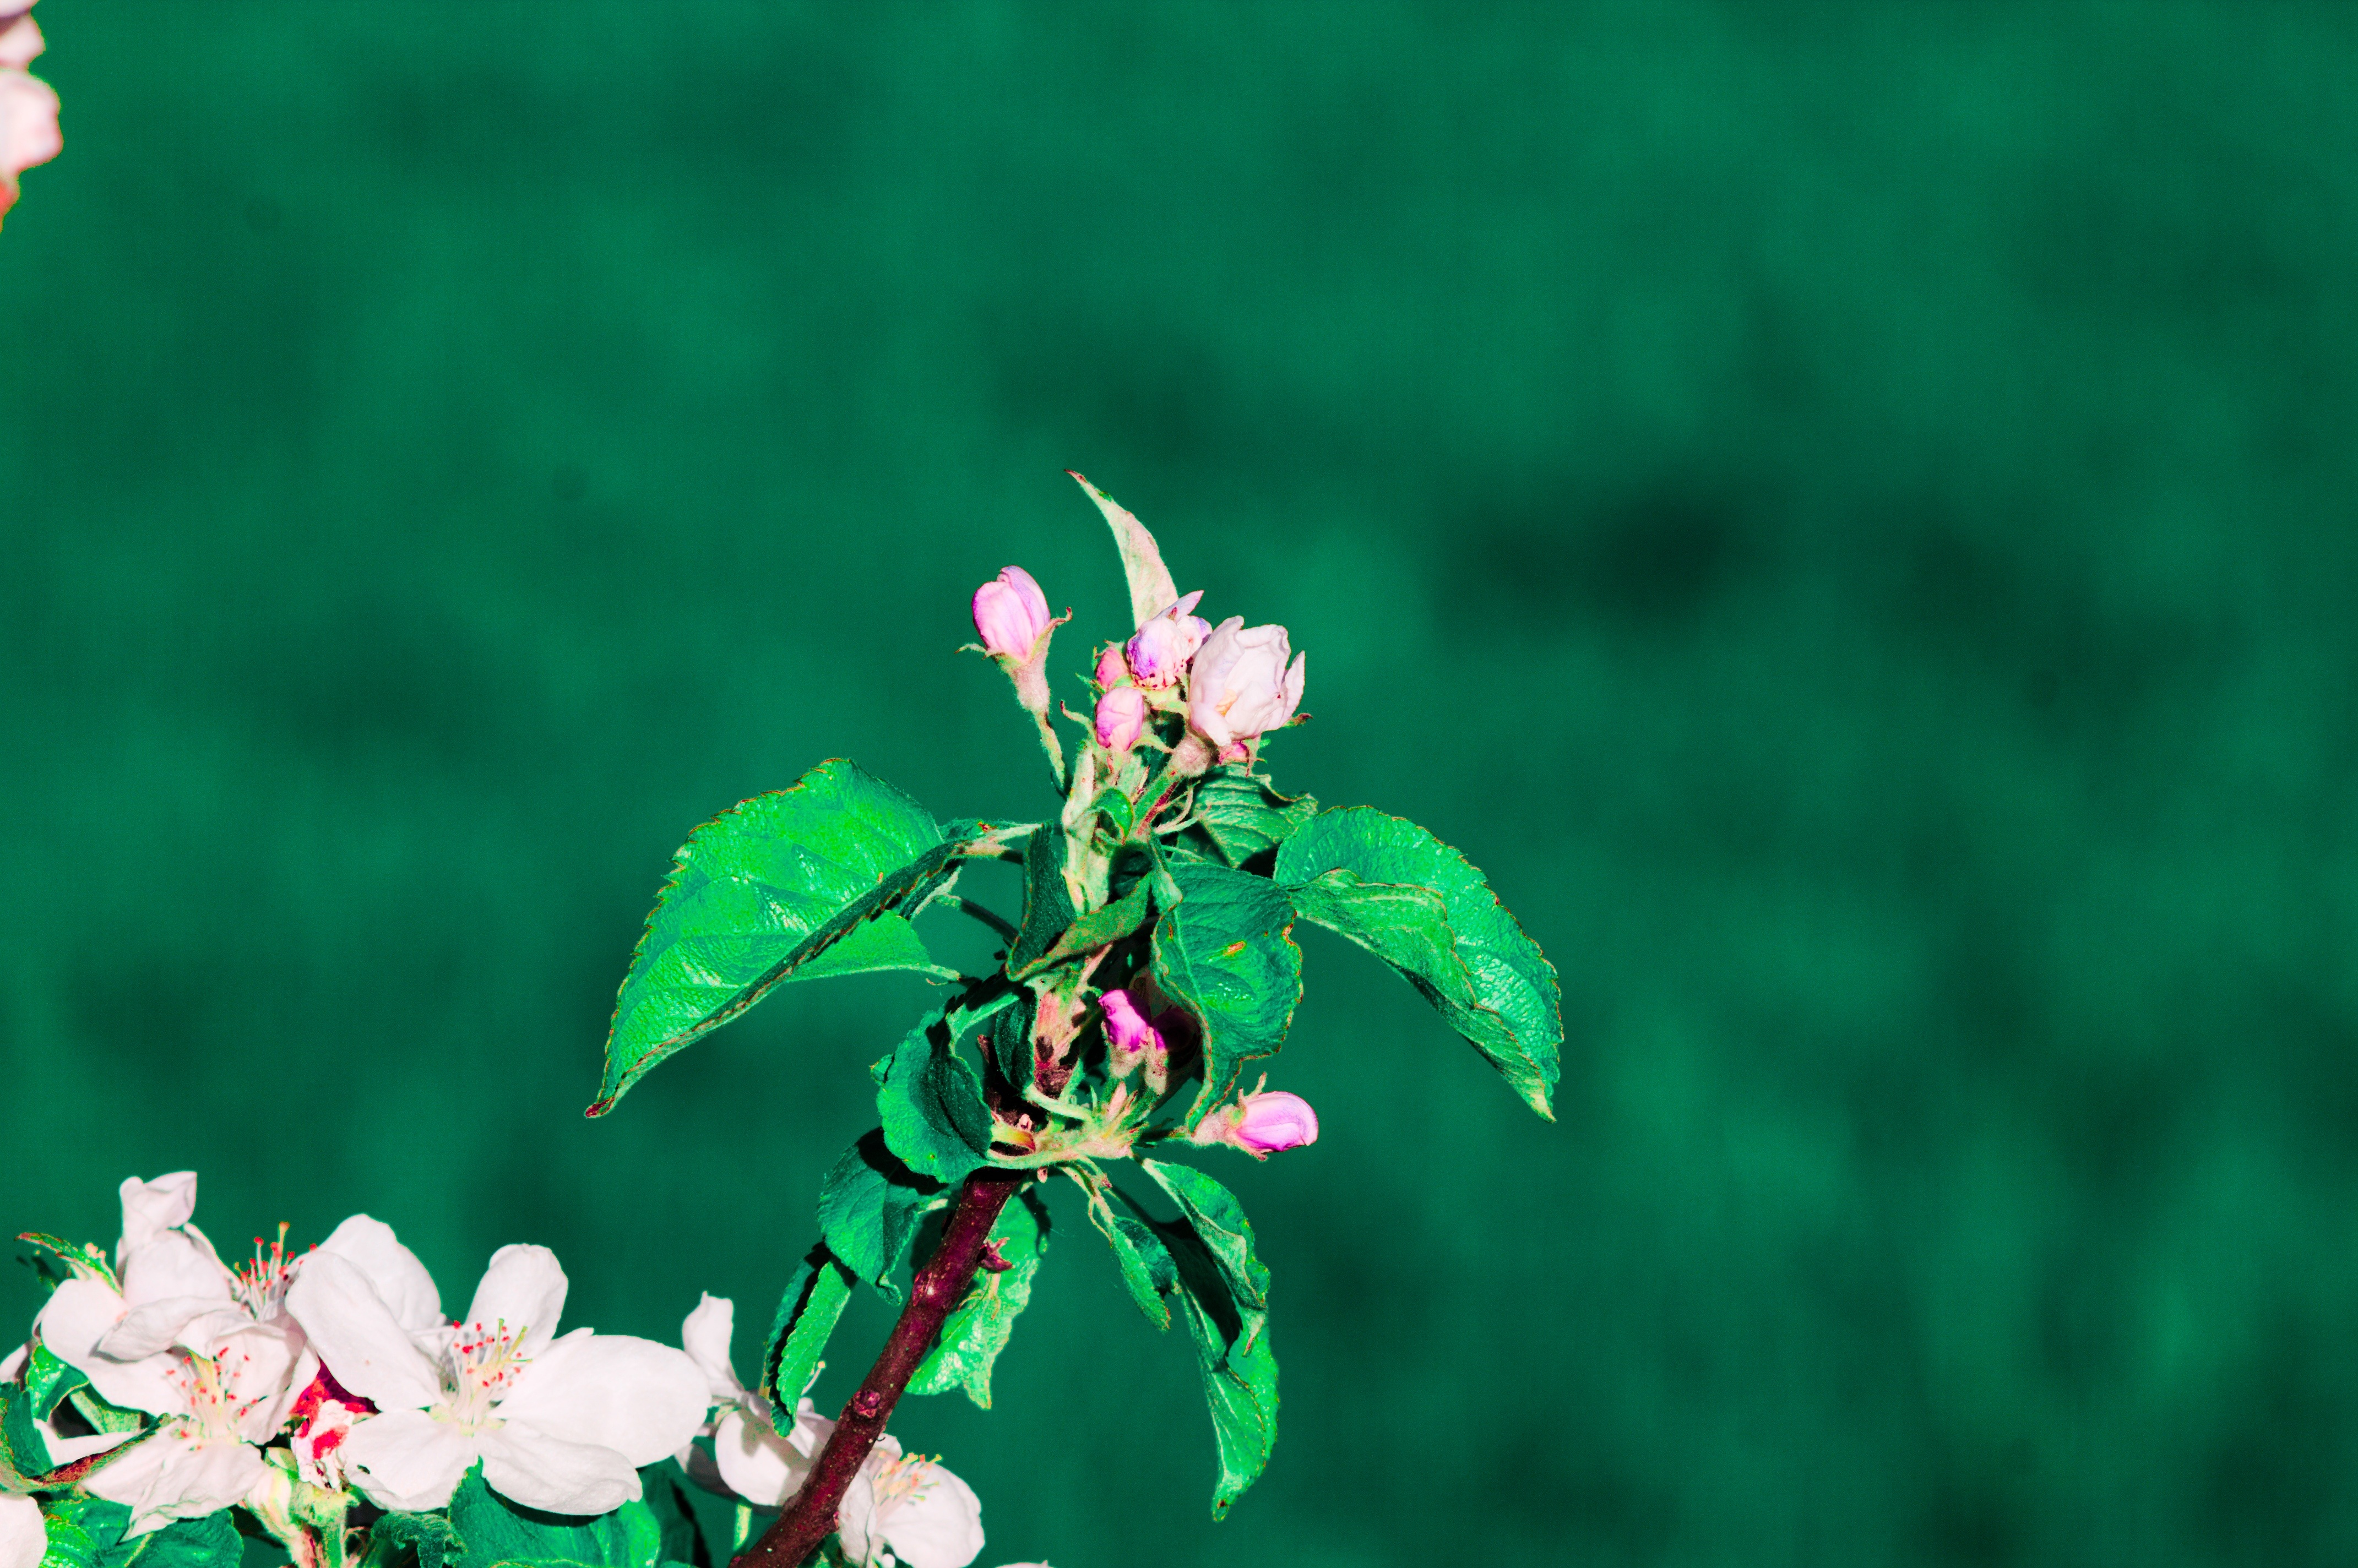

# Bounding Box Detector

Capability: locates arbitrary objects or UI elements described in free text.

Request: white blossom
[676,1294,833,1509]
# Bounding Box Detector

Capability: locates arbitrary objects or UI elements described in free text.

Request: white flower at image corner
[0,1,61,228]
[34,1175,312,1535]
[676,1294,834,1509]
[287,1239,706,1515]
[0,1338,126,1568]
[838,1437,985,1568]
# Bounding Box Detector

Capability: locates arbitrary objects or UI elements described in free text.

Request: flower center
[173,1351,259,1444]
[442,1320,529,1429]
[868,1451,941,1515]
[233,1223,303,1317]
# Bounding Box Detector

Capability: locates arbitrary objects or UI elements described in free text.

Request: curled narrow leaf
[1275,808,1562,1118]
[816,1130,948,1303]
[761,1245,856,1408]
[591,760,962,1117]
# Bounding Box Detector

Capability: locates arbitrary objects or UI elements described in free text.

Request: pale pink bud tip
[1126,590,1210,689]
[1094,643,1129,689]
[1194,1089,1319,1157]
[1095,686,1147,753]
[971,565,1053,661]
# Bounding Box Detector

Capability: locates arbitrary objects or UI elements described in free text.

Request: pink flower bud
[1126,590,1210,688]
[1094,685,1146,753]
[0,46,60,230]
[1100,988,1162,1080]
[1192,1088,1319,1159]
[1187,617,1306,755]
[0,9,44,72]
[1094,643,1130,689]
[970,565,1052,662]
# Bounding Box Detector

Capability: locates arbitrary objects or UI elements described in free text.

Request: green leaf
[1010,877,1155,980]
[873,1012,996,1185]
[1149,861,1303,1126]
[1104,1215,1177,1331]
[1142,1161,1269,1347]
[760,1245,856,1408]
[1,1383,50,1478]
[66,1389,144,1438]
[908,1190,1050,1409]
[98,1511,238,1568]
[591,760,962,1117]
[1069,471,1180,629]
[1006,827,1077,973]
[1275,807,1562,1118]
[24,1342,85,1422]
[816,1131,948,1303]
[1185,771,1318,871]
[368,1511,465,1568]
[1175,1287,1279,1522]
[443,1462,676,1568]
[37,1495,132,1568]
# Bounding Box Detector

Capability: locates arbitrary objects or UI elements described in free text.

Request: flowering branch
[733,1167,1027,1568]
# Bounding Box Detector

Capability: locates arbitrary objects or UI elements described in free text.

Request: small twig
[933,895,1020,945]
[731,1167,1028,1568]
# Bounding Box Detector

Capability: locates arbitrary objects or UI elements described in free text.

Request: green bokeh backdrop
[7,4,2357,1564]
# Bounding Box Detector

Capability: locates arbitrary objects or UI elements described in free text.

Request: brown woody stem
[731,1166,1028,1568]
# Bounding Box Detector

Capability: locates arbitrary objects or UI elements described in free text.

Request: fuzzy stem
[731,1167,1028,1568]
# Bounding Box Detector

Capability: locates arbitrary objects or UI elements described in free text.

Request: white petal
[0,1343,24,1382]
[37,1278,182,1417]
[97,1296,227,1361]
[464,1245,566,1340]
[204,1321,305,1442]
[785,1396,836,1459]
[251,1345,319,1441]
[675,1438,731,1499]
[85,1429,265,1537]
[0,1495,41,1568]
[284,1253,441,1412]
[116,1174,198,1261]
[479,1423,641,1516]
[117,1232,232,1313]
[881,1460,985,1568]
[711,1407,811,1509]
[497,1333,707,1468]
[340,1409,478,1512]
[316,1217,443,1333]
[681,1294,742,1402]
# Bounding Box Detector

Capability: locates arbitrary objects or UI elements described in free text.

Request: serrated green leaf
[1105,1215,1176,1331]
[367,1510,465,1568]
[38,1495,132,1568]
[1177,1290,1279,1522]
[908,1190,1050,1409]
[1275,807,1562,1119]
[1142,1161,1269,1344]
[591,760,961,1117]
[1,1383,50,1478]
[1011,877,1155,980]
[1149,861,1303,1126]
[760,1245,856,1408]
[1007,829,1077,974]
[873,1012,996,1184]
[1186,771,1318,871]
[1069,472,1179,629]
[816,1131,948,1303]
[443,1462,672,1568]
[97,1510,238,1568]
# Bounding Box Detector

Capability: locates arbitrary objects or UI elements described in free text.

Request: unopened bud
[1095,643,1130,689]
[1100,989,1161,1080]
[1191,1087,1319,1158]
[1126,590,1211,688]
[1095,686,1147,753]
[971,565,1053,661]
[1188,616,1305,761]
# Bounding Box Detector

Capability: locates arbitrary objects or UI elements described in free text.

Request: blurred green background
[6,3,2357,1564]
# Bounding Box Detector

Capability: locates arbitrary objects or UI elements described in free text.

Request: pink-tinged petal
[0,1493,42,1568]
[880,1460,985,1568]
[284,1253,441,1412]
[680,1293,741,1403]
[1093,686,1145,753]
[0,13,39,73]
[711,1406,812,1509]
[1000,565,1048,626]
[86,1428,265,1538]
[340,1409,479,1512]
[478,1423,641,1516]
[116,1174,199,1261]
[38,1277,182,1417]
[464,1245,567,1341]
[316,1216,443,1333]
[117,1231,232,1311]
[498,1333,707,1467]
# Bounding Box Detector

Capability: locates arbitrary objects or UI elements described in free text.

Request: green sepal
[760,1245,856,1409]
[1142,1160,1269,1347]
[1070,472,1181,630]
[1104,1215,1177,1331]
[66,1389,144,1438]
[1275,807,1562,1118]
[591,760,964,1117]
[94,1509,238,1568]
[1010,877,1155,981]
[364,1511,464,1568]
[908,1189,1050,1409]
[441,1461,687,1568]
[1149,861,1303,1126]
[17,1235,113,1292]
[23,1342,86,1422]
[1007,829,1077,973]
[873,1011,996,1185]
[816,1131,948,1304]
[36,1494,132,1568]
[1182,771,1318,872]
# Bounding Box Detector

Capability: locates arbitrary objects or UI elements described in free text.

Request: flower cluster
[5,1176,1026,1568]
[0,1,59,230]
